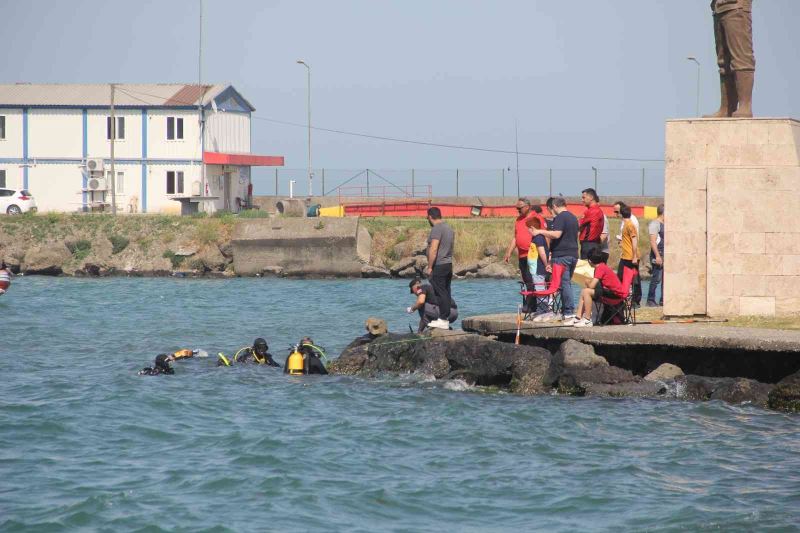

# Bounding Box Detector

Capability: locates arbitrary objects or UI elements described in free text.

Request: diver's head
[253,337,269,355]
[300,336,313,346]
[155,353,173,371]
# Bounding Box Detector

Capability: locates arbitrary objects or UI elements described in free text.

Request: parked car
[0,188,37,215]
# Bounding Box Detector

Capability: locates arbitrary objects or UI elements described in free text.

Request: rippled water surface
[1,277,799,532]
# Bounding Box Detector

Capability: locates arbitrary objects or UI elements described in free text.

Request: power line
[115,85,665,163]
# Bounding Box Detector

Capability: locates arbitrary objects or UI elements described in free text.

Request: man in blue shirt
[529,197,579,321]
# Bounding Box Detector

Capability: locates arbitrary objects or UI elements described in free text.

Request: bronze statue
[705,0,755,118]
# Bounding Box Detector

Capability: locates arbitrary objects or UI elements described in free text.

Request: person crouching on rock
[139,354,175,376]
[284,337,328,375]
[406,278,458,333]
[569,249,627,328]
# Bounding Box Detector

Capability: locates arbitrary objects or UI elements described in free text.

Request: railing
[264,167,665,199]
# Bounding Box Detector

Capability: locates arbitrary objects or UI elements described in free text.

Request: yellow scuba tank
[287,348,305,375]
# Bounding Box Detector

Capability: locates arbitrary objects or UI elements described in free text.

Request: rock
[768,370,800,412]
[510,356,552,395]
[174,245,199,257]
[217,242,234,258]
[77,263,113,277]
[476,262,514,279]
[478,256,498,268]
[583,381,667,398]
[455,263,480,276]
[196,245,227,272]
[365,317,388,336]
[463,272,477,279]
[544,340,636,395]
[710,378,773,408]
[483,245,501,257]
[328,335,372,375]
[390,256,416,275]
[22,244,71,275]
[397,266,417,278]
[644,363,685,382]
[674,375,727,401]
[361,264,391,278]
[414,255,428,271]
[260,265,284,276]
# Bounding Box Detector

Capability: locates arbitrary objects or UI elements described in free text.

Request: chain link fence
[258,167,665,198]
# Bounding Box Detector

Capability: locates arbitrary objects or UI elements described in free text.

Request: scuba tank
[286,345,306,375]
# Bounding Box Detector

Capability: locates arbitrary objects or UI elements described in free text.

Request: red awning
[203,152,284,166]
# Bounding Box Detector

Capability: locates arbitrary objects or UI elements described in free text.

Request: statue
[704,0,755,118]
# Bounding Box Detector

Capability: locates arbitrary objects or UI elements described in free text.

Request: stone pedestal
[664,118,800,317]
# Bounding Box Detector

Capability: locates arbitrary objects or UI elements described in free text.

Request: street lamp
[296,59,312,196]
[591,166,598,191]
[687,56,701,117]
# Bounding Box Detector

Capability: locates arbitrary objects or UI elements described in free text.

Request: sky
[3,0,799,197]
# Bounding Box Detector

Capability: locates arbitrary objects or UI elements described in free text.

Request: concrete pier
[461,314,800,383]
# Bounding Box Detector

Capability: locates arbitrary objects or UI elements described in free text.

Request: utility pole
[296,60,312,196]
[110,83,117,215]
[514,119,520,197]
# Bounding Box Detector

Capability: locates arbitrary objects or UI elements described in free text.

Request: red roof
[203,152,284,166]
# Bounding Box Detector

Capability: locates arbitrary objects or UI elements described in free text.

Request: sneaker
[562,316,579,326]
[645,301,659,307]
[574,318,593,328]
[428,319,449,330]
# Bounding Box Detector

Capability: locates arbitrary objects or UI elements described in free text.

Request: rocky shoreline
[330,329,800,413]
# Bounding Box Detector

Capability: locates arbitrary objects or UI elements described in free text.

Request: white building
[0,83,283,213]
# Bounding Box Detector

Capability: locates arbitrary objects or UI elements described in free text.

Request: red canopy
[203,152,284,166]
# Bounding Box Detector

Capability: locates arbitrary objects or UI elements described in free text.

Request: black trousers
[519,257,536,312]
[617,259,642,305]
[430,263,453,320]
[580,241,601,260]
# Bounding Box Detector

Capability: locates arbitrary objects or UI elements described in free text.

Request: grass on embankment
[362,216,655,271]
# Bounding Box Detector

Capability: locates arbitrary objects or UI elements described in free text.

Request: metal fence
[256,167,665,199]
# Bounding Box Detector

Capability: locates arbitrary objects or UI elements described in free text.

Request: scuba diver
[284,337,329,375]
[0,261,12,296]
[406,277,458,332]
[139,354,175,376]
[217,338,280,367]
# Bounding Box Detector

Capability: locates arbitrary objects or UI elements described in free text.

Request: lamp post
[296,60,312,197]
[687,56,701,117]
[591,166,598,192]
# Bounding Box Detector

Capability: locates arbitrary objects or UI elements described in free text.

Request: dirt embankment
[0,214,655,279]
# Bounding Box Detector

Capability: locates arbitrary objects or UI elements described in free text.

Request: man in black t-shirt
[529,197,579,320]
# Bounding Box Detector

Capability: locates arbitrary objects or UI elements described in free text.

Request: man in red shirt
[569,249,625,328]
[504,197,537,312]
[578,188,604,260]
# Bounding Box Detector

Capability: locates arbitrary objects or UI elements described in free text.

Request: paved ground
[461,314,800,353]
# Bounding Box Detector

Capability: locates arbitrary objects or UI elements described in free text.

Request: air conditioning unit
[86,158,105,172]
[87,177,108,191]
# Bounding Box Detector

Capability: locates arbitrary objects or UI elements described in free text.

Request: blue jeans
[647,262,663,305]
[553,256,578,315]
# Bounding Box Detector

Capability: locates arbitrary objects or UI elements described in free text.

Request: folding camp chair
[519,263,564,320]
[594,266,637,326]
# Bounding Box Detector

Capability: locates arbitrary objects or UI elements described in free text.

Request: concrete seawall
[232,218,371,277]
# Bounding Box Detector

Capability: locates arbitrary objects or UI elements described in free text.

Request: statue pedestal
[664,117,800,317]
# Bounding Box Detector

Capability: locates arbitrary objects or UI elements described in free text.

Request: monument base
[664,118,800,317]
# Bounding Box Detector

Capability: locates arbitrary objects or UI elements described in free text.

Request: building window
[167,117,184,140]
[106,116,125,140]
[0,116,5,140]
[166,171,184,195]
[0,169,6,188]
[107,171,124,193]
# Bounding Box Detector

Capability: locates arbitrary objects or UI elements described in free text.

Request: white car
[0,188,37,215]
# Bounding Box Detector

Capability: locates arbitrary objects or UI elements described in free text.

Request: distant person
[613,202,642,305]
[570,249,626,328]
[646,204,665,307]
[528,220,551,320]
[139,354,175,376]
[600,213,610,263]
[618,205,642,305]
[503,198,536,313]
[545,197,556,230]
[530,204,548,233]
[0,261,11,295]
[578,188,604,259]
[407,278,458,332]
[284,337,328,375]
[424,207,455,330]
[530,197,579,322]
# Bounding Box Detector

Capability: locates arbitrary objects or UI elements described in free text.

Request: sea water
[1,277,798,532]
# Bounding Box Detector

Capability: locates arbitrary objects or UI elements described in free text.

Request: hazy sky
[3,0,799,196]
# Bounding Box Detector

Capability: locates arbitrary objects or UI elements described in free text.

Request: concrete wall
[232,217,371,277]
[664,118,800,317]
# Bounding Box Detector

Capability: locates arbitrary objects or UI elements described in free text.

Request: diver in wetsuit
[139,354,175,376]
[236,338,280,366]
[284,337,328,375]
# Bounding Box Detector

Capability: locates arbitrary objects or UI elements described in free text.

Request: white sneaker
[428,319,449,330]
[562,316,579,326]
[574,318,594,328]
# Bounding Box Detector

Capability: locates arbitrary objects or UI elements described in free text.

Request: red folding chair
[518,263,564,320]
[594,266,637,325]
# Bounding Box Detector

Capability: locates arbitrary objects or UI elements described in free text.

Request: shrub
[162,250,185,269]
[109,234,129,255]
[68,239,92,261]
[238,209,270,219]
[195,220,220,245]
